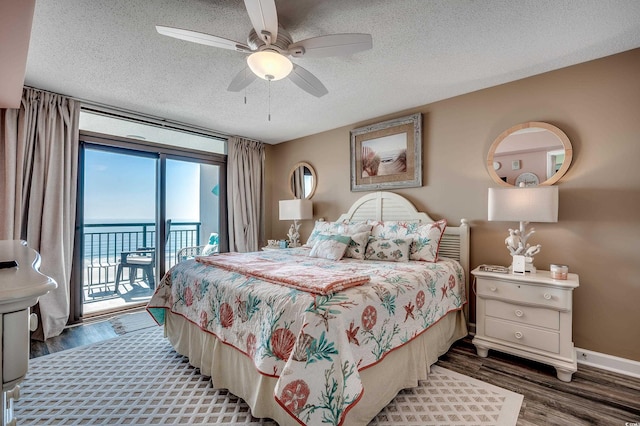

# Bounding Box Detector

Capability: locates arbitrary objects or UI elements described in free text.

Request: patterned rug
[17,327,522,425]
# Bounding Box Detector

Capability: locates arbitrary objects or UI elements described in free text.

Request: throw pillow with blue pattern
[364,236,413,262]
[344,231,371,260]
[309,233,352,260]
[409,219,447,262]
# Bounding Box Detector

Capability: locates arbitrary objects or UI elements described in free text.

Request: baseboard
[576,347,640,379]
[467,324,640,379]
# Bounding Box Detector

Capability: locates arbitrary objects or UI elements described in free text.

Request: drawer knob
[29,312,39,332]
[543,293,552,300]
[489,286,497,292]
[514,309,524,317]
[514,331,524,339]
[6,384,20,401]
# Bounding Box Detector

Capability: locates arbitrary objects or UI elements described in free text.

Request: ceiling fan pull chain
[268,78,271,122]
[244,68,248,104]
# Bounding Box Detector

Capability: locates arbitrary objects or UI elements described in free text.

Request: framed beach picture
[350,113,422,192]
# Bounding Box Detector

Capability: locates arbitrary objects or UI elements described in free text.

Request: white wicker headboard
[336,191,470,280]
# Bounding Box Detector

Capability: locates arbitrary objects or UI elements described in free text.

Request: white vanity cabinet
[471,267,579,382]
[0,241,57,425]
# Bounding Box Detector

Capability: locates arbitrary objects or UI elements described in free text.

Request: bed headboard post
[441,218,470,322]
[440,218,470,278]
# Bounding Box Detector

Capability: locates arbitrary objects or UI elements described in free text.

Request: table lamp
[488,183,558,273]
[279,199,313,248]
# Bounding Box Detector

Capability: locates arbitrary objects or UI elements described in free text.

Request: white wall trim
[467,327,640,379]
[575,347,640,379]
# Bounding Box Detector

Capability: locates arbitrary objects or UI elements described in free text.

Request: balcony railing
[83,221,201,294]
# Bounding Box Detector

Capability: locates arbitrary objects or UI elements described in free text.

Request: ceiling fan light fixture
[247,50,292,81]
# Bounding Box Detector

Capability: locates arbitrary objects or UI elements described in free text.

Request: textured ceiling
[25,0,640,144]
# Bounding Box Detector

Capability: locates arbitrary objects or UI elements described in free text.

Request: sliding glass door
[77,144,225,319]
[72,111,227,321]
[81,146,159,316]
[165,158,221,270]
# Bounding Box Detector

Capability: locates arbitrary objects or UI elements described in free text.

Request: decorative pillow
[368,220,421,238]
[341,222,372,235]
[309,233,352,261]
[202,232,219,255]
[344,231,371,260]
[202,244,218,256]
[409,219,447,262]
[305,221,345,247]
[364,237,413,262]
[305,221,372,248]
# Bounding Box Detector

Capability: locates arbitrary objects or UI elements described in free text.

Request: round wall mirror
[288,162,317,199]
[487,122,573,187]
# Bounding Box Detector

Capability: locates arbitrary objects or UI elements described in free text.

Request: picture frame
[350,113,422,192]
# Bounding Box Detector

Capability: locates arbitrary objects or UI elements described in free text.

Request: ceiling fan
[156,0,372,97]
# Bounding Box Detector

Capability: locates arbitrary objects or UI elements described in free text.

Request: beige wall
[0,0,35,108]
[265,48,640,362]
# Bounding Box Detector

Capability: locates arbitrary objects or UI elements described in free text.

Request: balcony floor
[83,278,154,317]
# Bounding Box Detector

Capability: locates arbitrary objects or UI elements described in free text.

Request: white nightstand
[261,246,282,251]
[471,267,579,382]
[0,241,57,425]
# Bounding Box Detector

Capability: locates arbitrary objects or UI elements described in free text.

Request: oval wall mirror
[487,121,573,187]
[288,162,317,199]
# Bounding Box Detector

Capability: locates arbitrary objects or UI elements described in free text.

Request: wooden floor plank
[30,319,118,359]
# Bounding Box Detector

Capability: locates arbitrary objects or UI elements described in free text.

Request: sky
[84,148,201,223]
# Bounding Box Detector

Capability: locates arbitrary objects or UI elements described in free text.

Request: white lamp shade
[247,51,293,81]
[488,186,558,223]
[279,199,313,221]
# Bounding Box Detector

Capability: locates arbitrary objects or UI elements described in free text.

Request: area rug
[108,310,157,335]
[17,327,522,425]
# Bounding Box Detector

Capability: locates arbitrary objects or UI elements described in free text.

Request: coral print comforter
[147,247,466,426]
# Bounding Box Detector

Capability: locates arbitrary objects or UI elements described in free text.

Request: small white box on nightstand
[512,255,526,274]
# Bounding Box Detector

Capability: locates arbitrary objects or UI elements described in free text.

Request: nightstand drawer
[2,309,29,385]
[485,299,560,330]
[476,278,571,310]
[486,317,560,354]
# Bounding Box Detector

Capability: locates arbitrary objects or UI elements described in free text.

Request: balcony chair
[114,220,171,293]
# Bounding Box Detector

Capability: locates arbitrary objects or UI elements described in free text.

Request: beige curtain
[0,87,79,340]
[227,136,264,252]
[292,166,304,198]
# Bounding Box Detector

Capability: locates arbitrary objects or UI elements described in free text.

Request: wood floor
[31,322,640,425]
[30,316,119,358]
[438,339,640,426]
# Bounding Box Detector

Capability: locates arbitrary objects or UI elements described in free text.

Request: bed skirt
[164,309,468,426]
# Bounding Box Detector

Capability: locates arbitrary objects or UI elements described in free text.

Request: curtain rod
[24,85,231,140]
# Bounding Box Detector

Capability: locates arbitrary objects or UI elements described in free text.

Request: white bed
[148,191,469,425]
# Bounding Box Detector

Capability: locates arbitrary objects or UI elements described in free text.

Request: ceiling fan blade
[227,67,258,92]
[156,25,251,52]
[244,0,278,45]
[288,64,328,98]
[288,33,372,58]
